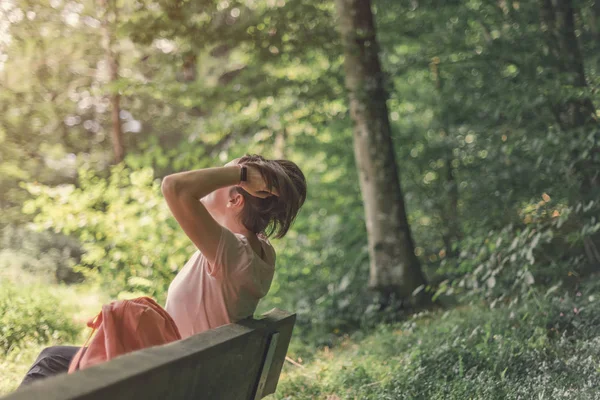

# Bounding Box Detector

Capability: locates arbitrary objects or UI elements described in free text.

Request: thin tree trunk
[593,1,600,42]
[334,0,428,305]
[539,0,599,192]
[182,53,197,82]
[274,128,286,159]
[430,58,461,258]
[100,0,124,164]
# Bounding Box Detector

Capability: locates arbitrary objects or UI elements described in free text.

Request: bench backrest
[2,309,295,400]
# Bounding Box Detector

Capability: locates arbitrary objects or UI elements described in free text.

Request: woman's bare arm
[161,166,240,264]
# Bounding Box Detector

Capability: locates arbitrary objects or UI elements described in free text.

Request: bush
[0,281,80,354]
[435,197,600,303]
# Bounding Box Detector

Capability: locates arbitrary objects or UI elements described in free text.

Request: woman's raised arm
[161,166,240,264]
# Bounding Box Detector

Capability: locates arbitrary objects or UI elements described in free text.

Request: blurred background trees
[1,0,599,344]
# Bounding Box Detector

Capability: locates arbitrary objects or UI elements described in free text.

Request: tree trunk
[274,128,286,159]
[539,0,599,192]
[182,53,197,82]
[593,0,600,42]
[334,0,428,305]
[100,0,124,164]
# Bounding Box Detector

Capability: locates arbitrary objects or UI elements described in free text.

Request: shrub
[0,281,80,354]
[435,198,600,302]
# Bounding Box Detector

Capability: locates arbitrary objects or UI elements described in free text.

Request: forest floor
[275,277,600,400]
[2,278,600,399]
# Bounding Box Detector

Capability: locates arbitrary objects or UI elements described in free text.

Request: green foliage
[276,277,600,399]
[3,0,600,349]
[0,0,108,226]
[22,165,195,302]
[1,1,600,398]
[435,198,600,302]
[0,282,105,396]
[0,282,79,355]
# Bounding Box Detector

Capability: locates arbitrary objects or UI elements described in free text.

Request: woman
[19,154,306,385]
[162,154,306,337]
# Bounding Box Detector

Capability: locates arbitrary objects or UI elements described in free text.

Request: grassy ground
[2,279,600,399]
[275,281,600,399]
[0,282,106,396]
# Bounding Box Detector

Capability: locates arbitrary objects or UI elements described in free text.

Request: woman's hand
[238,164,279,198]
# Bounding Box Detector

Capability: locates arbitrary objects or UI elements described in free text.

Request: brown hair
[232,154,307,239]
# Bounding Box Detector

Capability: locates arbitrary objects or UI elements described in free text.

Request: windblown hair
[233,154,307,239]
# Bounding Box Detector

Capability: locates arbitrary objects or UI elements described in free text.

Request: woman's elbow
[161,176,179,197]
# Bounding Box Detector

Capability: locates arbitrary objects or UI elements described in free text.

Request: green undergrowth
[275,278,600,400]
[0,279,106,396]
[3,277,600,399]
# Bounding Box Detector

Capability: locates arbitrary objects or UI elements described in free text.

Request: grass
[274,281,600,399]
[0,280,106,396]
[2,276,600,399]
[0,344,48,394]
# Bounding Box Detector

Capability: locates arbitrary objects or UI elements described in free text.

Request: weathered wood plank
[239,309,295,396]
[2,309,295,400]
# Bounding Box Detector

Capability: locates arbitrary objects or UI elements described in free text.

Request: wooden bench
[2,309,295,400]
